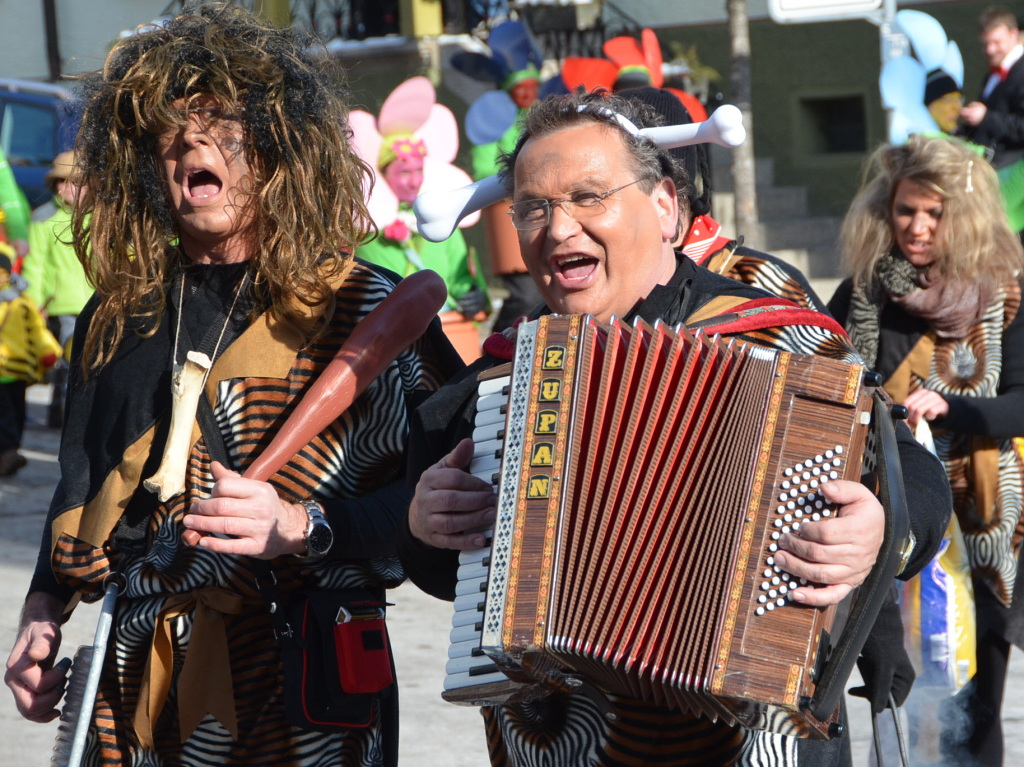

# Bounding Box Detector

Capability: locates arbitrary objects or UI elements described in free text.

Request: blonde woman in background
[829,134,1024,766]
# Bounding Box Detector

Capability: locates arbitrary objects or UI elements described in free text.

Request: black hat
[619,86,711,217]
[924,70,959,106]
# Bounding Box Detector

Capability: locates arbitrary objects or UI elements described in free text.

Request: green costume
[0,146,31,243]
[470,117,523,181]
[24,198,93,315]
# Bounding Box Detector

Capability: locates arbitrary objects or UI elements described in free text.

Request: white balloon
[943,41,964,90]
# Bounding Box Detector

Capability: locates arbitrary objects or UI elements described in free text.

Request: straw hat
[45,151,78,192]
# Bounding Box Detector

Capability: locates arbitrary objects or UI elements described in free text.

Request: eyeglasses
[185,105,243,124]
[157,104,244,146]
[508,177,649,231]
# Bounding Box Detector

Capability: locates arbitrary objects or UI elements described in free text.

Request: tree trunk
[727,0,760,248]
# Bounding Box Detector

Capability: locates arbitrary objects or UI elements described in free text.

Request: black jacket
[964,55,1024,168]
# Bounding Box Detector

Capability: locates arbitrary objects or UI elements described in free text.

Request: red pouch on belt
[334,602,394,694]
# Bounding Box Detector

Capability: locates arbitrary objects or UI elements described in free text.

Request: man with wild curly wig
[4,4,460,765]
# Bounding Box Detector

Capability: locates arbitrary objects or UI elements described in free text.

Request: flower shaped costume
[451,20,548,180]
[879,10,965,143]
[350,77,488,360]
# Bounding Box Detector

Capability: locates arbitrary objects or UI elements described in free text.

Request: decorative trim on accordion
[482,319,538,651]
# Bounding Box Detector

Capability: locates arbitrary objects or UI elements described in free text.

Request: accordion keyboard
[443,375,511,694]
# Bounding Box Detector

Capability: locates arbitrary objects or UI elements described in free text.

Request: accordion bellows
[447,314,878,739]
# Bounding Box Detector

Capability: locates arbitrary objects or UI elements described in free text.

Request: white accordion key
[473,437,503,460]
[446,652,496,676]
[456,561,490,587]
[477,376,509,398]
[447,637,484,660]
[443,668,509,692]
[475,393,507,426]
[450,622,485,644]
[458,545,491,566]
[471,421,502,445]
[469,455,500,480]
[451,607,485,628]
[454,591,487,613]
[443,373,512,697]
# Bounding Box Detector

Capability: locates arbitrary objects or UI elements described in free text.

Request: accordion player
[441,313,911,740]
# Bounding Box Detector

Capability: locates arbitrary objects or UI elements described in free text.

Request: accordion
[445,314,909,739]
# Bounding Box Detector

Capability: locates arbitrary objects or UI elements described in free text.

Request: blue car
[0,78,79,209]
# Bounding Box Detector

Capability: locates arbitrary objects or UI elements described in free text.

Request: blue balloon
[896,10,948,72]
[466,91,518,145]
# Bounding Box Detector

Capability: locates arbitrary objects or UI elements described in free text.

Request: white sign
[768,0,883,24]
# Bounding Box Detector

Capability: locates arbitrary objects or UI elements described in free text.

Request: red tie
[993,66,1009,82]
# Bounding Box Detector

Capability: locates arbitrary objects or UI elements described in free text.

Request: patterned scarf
[848,251,991,369]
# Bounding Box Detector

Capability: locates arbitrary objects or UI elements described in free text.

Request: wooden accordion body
[445,314,883,739]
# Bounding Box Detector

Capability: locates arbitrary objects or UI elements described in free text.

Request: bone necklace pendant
[143,270,246,501]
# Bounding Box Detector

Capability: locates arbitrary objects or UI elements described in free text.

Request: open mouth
[186,168,223,200]
[552,254,600,284]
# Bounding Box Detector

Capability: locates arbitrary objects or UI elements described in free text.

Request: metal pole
[51,578,122,767]
[877,0,909,137]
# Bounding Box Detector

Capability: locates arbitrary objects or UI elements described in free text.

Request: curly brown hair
[71,2,373,371]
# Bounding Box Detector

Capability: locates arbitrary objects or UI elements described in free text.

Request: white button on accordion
[443,313,908,739]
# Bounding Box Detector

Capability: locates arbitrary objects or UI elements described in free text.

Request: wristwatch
[297,500,333,559]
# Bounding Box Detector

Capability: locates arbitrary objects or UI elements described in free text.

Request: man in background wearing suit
[961,6,1024,168]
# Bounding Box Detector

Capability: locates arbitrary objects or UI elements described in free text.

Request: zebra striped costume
[35,261,457,766]
[683,216,828,314]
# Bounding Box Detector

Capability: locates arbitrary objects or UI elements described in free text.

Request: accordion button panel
[755,445,848,616]
[444,375,512,693]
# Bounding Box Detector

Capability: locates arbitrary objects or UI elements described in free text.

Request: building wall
[0,1,168,81]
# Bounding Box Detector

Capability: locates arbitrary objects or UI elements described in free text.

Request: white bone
[415,175,507,244]
[143,350,212,502]
[638,104,746,149]
[413,105,746,243]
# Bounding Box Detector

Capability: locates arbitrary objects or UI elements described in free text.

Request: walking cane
[50,575,123,767]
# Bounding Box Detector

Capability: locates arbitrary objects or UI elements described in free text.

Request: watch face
[307,521,334,556]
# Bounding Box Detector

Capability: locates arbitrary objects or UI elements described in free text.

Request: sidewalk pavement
[2,386,1022,765]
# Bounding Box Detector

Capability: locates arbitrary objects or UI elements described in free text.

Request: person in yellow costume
[0,245,62,475]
